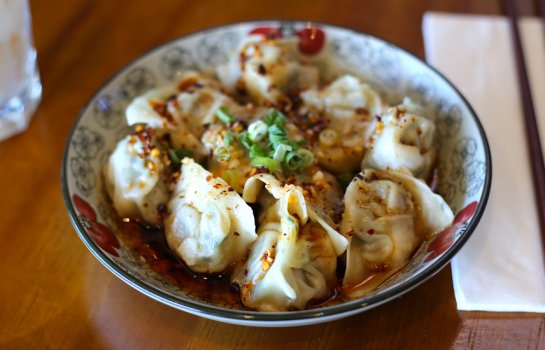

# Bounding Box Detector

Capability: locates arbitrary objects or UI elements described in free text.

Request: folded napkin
[423,12,545,312]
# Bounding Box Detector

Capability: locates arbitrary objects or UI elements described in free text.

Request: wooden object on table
[0,0,542,349]
[504,0,545,273]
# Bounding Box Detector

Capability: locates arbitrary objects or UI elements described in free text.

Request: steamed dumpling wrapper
[299,75,385,174]
[232,174,348,311]
[341,169,454,298]
[243,173,348,255]
[165,158,257,273]
[361,105,436,179]
[291,166,345,229]
[233,174,345,311]
[301,75,385,118]
[104,133,168,226]
[217,35,319,104]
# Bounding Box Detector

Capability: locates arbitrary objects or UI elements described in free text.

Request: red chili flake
[239,51,249,71]
[150,100,174,123]
[206,175,212,181]
[255,166,270,174]
[275,95,293,113]
[367,229,375,235]
[355,107,369,115]
[235,79,247,95]
[234,231,240,236]
[177,77,199,92]
[167,94,179,108]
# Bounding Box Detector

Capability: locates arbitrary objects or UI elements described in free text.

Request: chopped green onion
[285,149,314,171]
[251,157,280,172]
[268,124,288,145]
[216,106,236,124]
[224,130,234,146]
[238,131,253,149]
[249,144,267,158]
[233,107,316,173]
[215,146,231,160]
[248,120,268,142]
[263,108,286,127]
[168,148,192,165]
[273,143,292,161]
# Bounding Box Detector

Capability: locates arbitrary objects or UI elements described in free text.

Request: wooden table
[1,0,543,348]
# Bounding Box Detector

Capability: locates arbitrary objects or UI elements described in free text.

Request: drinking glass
[0,0,42,141]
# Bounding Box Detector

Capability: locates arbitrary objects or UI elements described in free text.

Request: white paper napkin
[423,12,545,312]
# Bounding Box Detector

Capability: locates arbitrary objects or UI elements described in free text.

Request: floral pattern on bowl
[62,20,491,327]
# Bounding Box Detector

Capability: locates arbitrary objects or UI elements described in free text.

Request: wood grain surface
[0,0,543,349]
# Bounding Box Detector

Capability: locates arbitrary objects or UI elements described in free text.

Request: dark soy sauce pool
[118,219,348,311]
[119,220,245,309]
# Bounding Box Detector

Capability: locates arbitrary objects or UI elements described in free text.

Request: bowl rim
[61,19,492,325]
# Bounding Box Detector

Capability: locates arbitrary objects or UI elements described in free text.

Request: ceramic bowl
[62,20,491,327]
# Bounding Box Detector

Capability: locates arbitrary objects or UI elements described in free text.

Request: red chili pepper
[296,27,325,55]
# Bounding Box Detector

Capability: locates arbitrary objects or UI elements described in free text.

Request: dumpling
[301,75,384,118]
[361,105,436,179]
[232,174,348,311]
[125,71,244,159]
[165,158,257,273]
[298,75,385,174]
[104,132,168,225]
[292,166,345,228]
[341,169,454,297]
[217,36,319,104]
[243,173,348,255]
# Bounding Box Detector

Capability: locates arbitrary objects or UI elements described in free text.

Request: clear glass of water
[0,0,42,141]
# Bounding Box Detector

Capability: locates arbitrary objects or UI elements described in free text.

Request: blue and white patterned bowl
[61,21,491,327]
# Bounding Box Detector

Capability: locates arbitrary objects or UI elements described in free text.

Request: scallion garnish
[248,120,268,142]
[215,107,315,173]
[216,106,236,125]
[238,131,253,149]
[284,149,314,171]
[168,148,192,166]
[215,146,231,160]
[273,143,292,162]
[224,130,234,146]
[251,157,280,172]
[249,144,268,158]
